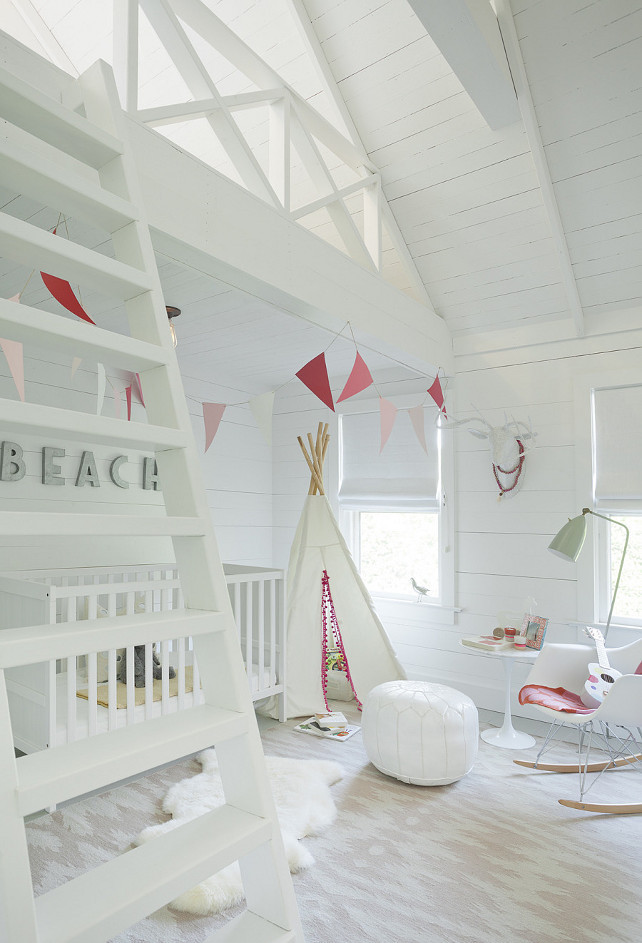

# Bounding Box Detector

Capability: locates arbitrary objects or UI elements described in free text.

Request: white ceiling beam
[113,0,138,112]
[495,0,584,337]
[407,0,520,130]
[9,0,79,75]
[292,176,380,221]
[138,0,281,209]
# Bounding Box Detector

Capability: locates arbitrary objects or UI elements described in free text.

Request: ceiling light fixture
[166,305,181,348]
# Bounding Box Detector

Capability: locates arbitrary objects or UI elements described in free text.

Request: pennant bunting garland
[427,374,447,417]
[8,293,21,303]
[125,385,133,421]
[337,351,373,403]
[295,352,334,411]
[379,397,398,453]
[0,338,25,402]
[408,405,427,454]
[203,403,226,453]
[71,356,82,380]
[41,272,96,325]
[249,391,275,446]
[96,363,106,416]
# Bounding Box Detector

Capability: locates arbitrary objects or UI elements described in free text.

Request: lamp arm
[585,509,630,638]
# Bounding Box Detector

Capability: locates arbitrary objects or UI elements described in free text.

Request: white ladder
[0,61,303,943]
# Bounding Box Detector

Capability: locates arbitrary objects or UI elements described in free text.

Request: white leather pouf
[362,680,479,786]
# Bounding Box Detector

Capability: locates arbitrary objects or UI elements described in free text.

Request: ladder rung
[0,609,225,669]
[34,805,273,943]
[0,135,138,233]
[0,213,151,301]
[205,912,297,943]
[17,704,247,815]
[0,399,186,451]
[0,65,123,168]
[0,296,171,372]
[0,512,206,539]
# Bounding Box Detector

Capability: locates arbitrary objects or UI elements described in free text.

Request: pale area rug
[25,703,642,943]
[135,750,344,915]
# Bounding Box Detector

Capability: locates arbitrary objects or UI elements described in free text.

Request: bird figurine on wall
[411,577,430,602]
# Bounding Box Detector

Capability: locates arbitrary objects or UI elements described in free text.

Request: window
[592,383,642,628]
[338,405,452,611]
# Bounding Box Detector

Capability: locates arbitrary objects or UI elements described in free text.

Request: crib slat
[66,656,76,744]
[107,650,117,732]
[125,647,135,726]
[87,653,98,737]
[177,638,186,711]
[270,580,277,689]
[144,642,154,721]
[245,582,253,683]
[161,640,170,714]
[258,580,265,695]
[233,583,241,640]
[192,654,201,707]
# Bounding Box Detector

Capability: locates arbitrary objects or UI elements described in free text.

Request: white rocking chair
[514,638,642,813]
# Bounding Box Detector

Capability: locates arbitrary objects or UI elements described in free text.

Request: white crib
[0,563,286,754]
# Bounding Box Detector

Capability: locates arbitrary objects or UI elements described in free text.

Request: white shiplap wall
[0,350,273,571]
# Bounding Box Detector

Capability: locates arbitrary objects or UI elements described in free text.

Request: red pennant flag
[203,403,226,453]
[427,374,447,417]
[41,272,95,324]
[379,397,398,452]
[296,352,334,411]
[337,351,373,403]
[125,385,133,421]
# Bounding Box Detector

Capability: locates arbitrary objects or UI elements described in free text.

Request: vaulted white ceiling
[2,0,641,353]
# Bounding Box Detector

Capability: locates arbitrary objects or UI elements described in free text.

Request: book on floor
[295,716,361,741]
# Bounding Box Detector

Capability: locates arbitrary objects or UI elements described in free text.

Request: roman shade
[593,384,642,505]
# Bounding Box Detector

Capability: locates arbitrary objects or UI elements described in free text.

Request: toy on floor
[118,645,176,687]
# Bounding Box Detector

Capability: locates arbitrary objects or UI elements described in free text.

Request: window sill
[372,595,461,626]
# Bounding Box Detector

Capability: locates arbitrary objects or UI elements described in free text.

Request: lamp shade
[548,513,588,562]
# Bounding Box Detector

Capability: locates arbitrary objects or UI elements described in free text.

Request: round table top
[458,641,539,660]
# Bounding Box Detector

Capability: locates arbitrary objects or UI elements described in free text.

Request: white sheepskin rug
[136,750,344,916]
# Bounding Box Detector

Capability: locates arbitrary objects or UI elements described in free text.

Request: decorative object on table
[514,635,527,650]
[504,626,517,641]
[519,614,548,650]
[581,626,622,707]
[135,750,344,913]
[548,507,630,640]
[266,423,405,720]
[462,634,514,652]
[410,576,430,601]
[439,413,536,499]
[515,638,642,813]
[362,680,478,785]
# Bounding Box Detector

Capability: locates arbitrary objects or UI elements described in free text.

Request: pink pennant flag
[337,351,373,403]
[71,356,82,380]
[379,397,398,452]
[296,352,334,411]
[41,271,96,324]
[132,373,145,407]
[408,405,427,453]
[96,363,106,416]
[0,338,25,402]
[8,293,21,303]
[427,374,447,417]
[125,385,133,421]
[203,403,226,453]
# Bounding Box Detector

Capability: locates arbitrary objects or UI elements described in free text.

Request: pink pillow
[518,684,595,714]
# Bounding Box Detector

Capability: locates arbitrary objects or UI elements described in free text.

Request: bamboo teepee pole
[298,436,324,494]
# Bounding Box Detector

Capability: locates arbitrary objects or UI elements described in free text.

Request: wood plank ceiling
[2,0,641,353]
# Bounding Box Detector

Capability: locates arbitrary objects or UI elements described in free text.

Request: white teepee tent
[282,424,406,719]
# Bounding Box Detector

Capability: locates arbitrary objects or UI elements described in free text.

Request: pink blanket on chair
[518,684,596,714]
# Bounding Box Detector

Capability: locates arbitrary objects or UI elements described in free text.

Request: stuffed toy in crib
[118,645,176,687]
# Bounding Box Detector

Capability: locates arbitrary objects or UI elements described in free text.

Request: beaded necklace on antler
[493,438,525,499]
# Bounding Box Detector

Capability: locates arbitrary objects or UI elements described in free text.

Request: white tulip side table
[460,645,539,749]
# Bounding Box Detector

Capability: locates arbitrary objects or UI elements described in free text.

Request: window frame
[337,398,455,625]
[574,371,642,634]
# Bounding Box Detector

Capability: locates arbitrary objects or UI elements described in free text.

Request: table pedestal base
[481,726,535,749]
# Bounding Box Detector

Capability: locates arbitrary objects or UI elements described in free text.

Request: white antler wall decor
[441,414,536,499]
